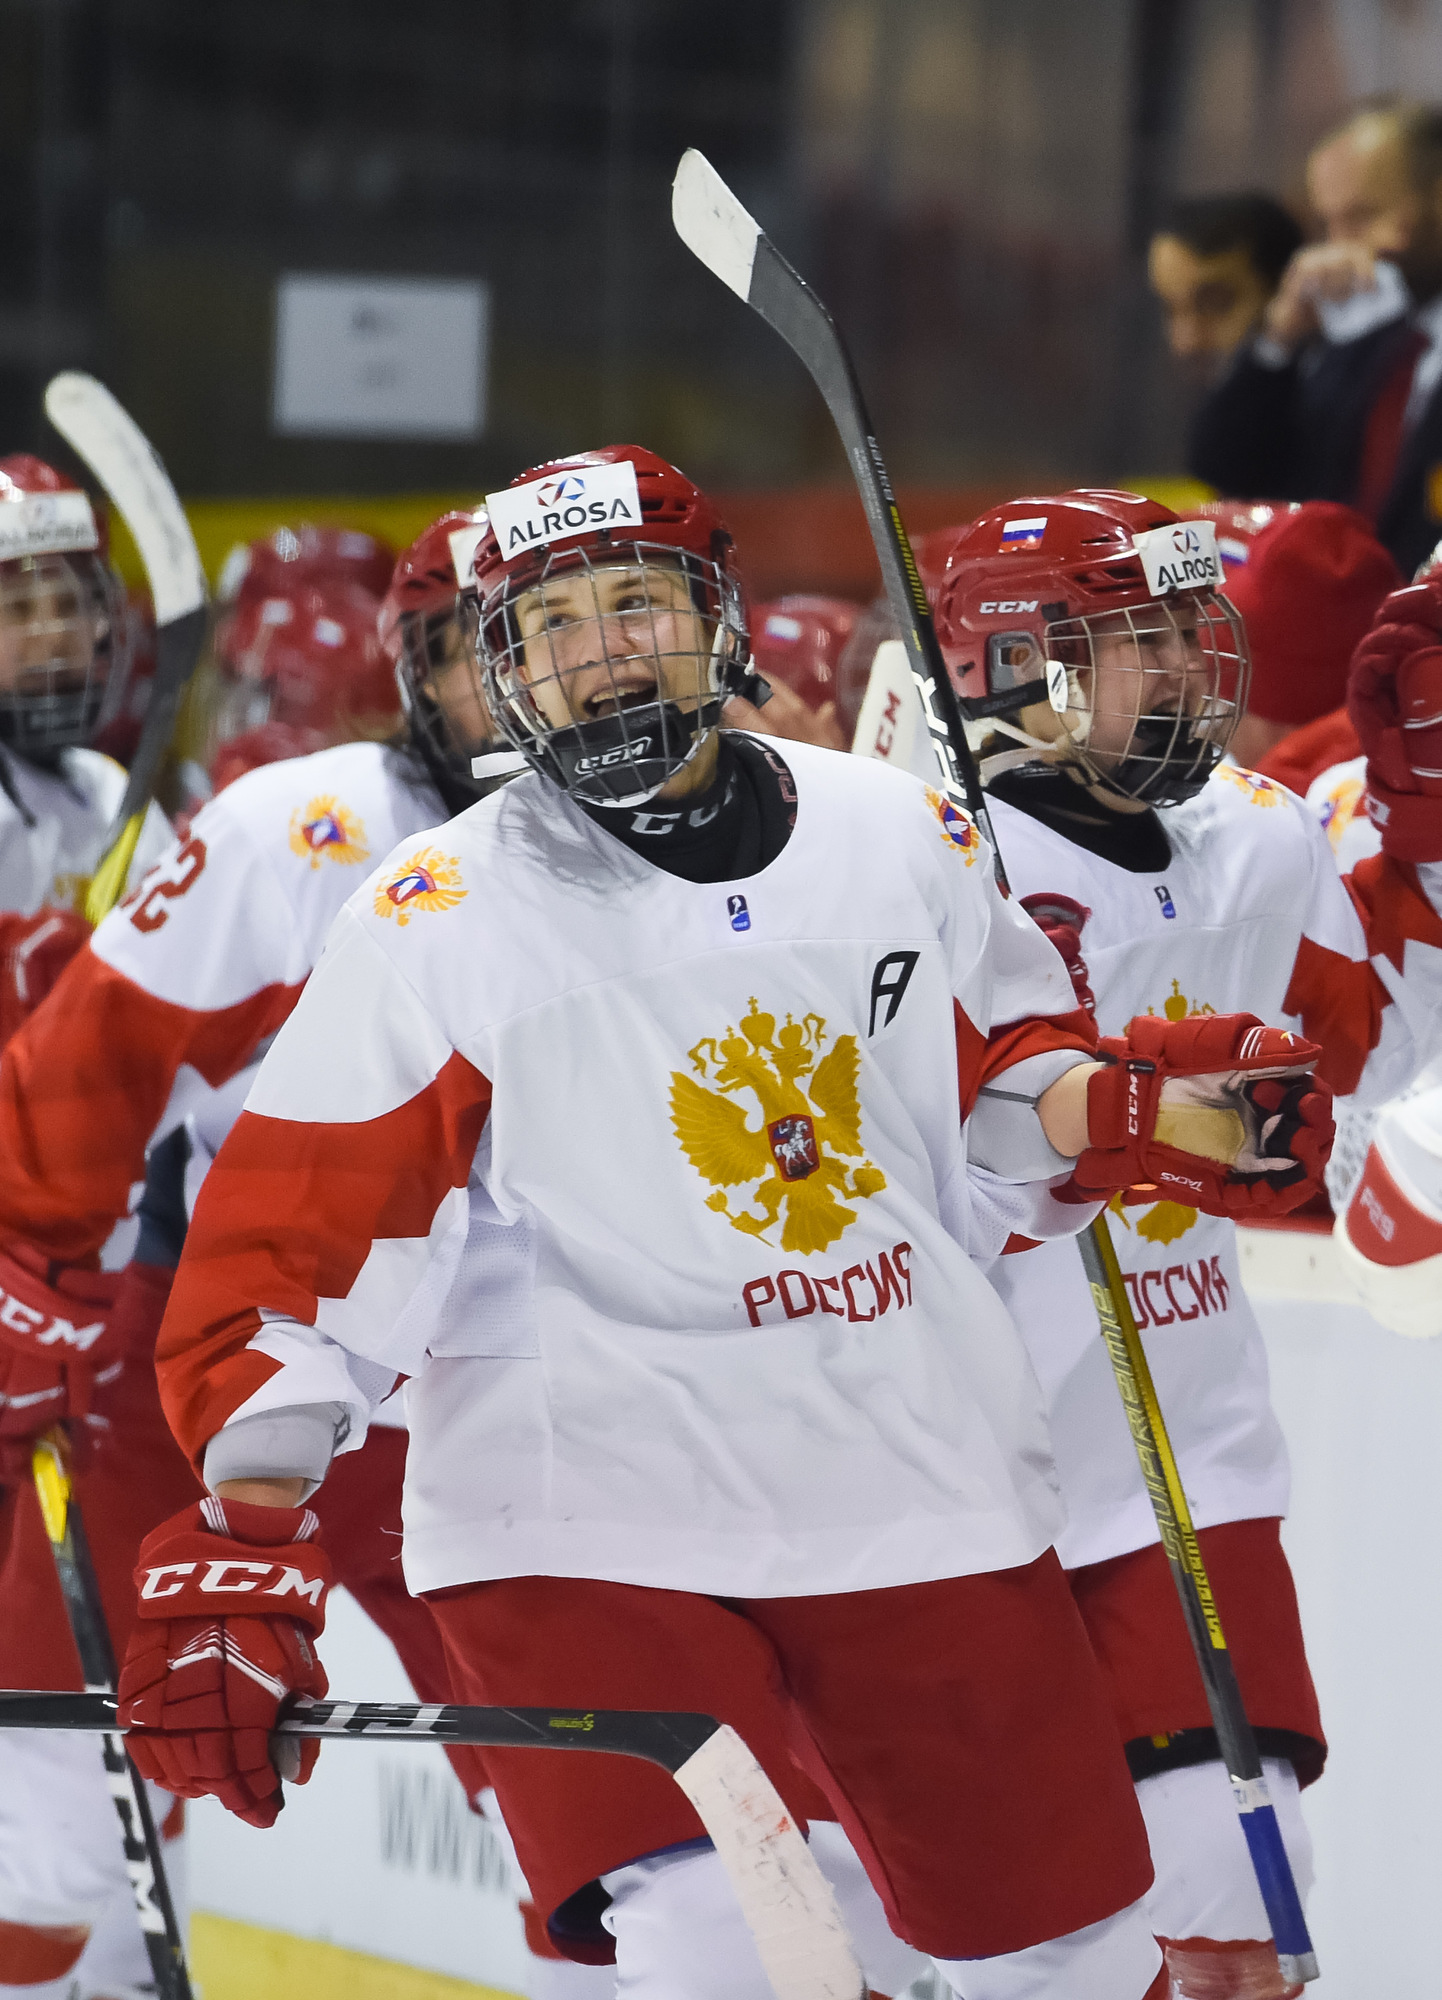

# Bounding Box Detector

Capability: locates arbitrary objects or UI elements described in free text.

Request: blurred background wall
[4,0,1442,591]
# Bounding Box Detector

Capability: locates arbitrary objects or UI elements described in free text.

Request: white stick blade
[672,150,761,302]
[672,1724,865,2000]
[44,373,207,626]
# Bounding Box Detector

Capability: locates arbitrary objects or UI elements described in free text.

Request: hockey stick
[29,1432,193,2000]
[43,372,208,924]
[672,147,1319,1987]
[0,1689,866,2000]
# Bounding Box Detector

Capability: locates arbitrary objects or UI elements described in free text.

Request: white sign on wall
[273,273,489,440]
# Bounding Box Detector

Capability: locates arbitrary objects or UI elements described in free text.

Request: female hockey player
[118,448,1330,2000]
[0,517,533,2000]
[923,487,1442,2000]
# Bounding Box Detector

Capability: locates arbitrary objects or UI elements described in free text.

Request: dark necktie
[1355,324,1428,523]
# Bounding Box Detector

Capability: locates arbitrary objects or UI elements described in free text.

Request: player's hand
[1070,1013,1334,1218]
[1021,892,1096,1016]
[1349,578,1442,860]
[0,910,90,1046]
[0,1244,122,1461]
[120,1496,331,1828]
[1264,241,1377,352]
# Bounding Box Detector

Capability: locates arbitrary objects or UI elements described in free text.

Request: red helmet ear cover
[379,509,484,662]
[468,445,741,610]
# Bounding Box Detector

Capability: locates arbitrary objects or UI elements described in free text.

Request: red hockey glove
[0,1244,122,1468]
[1021,892,1096,1017]
[1070,1013,1334,1218]
[120,1496,331,1828]
[1348,578,1442,860]
[105,1259,175,1363]
[0,909,90,1046]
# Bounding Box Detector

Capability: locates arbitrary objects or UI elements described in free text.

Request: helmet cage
[982,590,1249,808]
[471,539,749,808]
[0,551,129,758]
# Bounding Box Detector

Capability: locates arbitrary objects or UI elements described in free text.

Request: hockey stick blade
[44,373,209,915]
[672,150,985,839]
[0,1693,866,2000]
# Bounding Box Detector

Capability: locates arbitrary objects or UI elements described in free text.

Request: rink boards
[188,1224,1442,1999]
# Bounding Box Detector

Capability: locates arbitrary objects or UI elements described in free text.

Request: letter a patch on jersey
[373,847,466,927]
[670,998,886,1256]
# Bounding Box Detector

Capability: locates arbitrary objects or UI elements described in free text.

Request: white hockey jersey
[0,739,446,1266]
[160,740,1099,1601]
[0,745,169,916]
[988,764,1442,1570]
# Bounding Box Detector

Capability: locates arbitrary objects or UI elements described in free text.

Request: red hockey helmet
[932,489,1248,807]
[206,577,399,777]
[216,524,396,612]
[466,446,752,807]
[0,454,129,758]
[378,507,511,803]
[749,596,858,711]
[1189,500,1401,726]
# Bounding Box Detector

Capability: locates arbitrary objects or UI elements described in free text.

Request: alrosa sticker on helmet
[1133,520,1223,597]
[485,461,643,564]
[0,490,98,562]
[448,517,489,588]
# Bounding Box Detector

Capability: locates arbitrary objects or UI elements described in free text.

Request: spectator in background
[1188,100,1442,575]
[1148,193,1303,382]
[1190,498,1401,771]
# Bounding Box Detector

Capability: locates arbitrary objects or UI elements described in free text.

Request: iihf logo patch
[373,847,466,927]
[727,894,750,932]
[1154,885,1176,919]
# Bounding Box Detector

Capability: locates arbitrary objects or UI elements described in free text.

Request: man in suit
[1188,100,1442,577]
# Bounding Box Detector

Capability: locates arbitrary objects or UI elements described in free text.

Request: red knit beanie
[1190,500,1402,725]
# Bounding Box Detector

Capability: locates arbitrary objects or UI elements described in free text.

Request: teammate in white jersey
[0,453,169,1038]
[919,487,1442,1999]
[0,520,509,2000]
[121,447,1332,2000]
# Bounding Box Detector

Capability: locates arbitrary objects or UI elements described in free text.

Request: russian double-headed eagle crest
[289,795,369,870]
[373,846,466,927]
[670,998,886,1254]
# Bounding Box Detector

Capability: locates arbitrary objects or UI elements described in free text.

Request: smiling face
[1010,594,1244,808]
[510,558,716,730]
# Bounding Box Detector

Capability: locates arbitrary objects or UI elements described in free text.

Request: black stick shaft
[30,1431,193,2000]
[0,1689,721,1774]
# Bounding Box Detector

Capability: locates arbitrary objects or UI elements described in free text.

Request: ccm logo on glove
[139,1558,327,1604]
[0,1285,105,1351]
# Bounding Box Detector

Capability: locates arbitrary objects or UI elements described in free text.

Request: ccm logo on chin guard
[139,1559,326,1604]
[979,599,1039,615]
[0,1288,105,1352]
[576,737,652,773]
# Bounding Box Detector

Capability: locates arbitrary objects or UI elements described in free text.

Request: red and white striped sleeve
[0,791,316,1264]
[157,906,491,1474]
